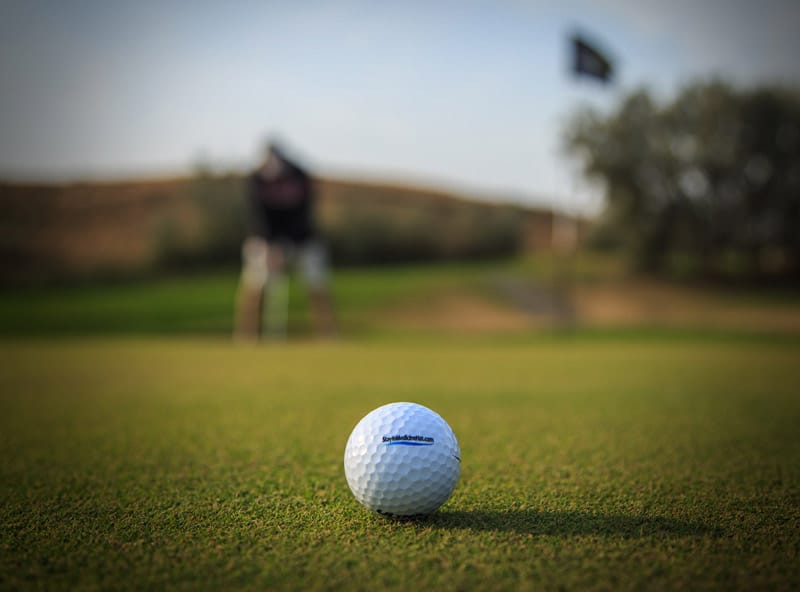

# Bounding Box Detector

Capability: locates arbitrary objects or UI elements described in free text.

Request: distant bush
[323,196,522,265]
[155,172,246,270]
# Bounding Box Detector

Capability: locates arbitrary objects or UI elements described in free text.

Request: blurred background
[1,0,799,338]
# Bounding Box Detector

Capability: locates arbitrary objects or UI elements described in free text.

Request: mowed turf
[1,337,799,590]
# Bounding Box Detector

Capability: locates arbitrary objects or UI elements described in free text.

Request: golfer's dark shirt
[247,163,315,243]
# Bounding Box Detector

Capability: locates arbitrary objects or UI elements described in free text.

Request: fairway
[2,337,799,590]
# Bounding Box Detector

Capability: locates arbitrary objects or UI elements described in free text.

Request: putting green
[1,337,799,590]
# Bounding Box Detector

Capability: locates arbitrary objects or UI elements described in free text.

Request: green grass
[0,260,510,337]
[4,255,799,339]
[2,337,799,590]
[2,259,800,588]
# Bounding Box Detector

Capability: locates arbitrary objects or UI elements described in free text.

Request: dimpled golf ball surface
[344,402,461,517]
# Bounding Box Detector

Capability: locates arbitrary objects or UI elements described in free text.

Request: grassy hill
[0,175,561,285]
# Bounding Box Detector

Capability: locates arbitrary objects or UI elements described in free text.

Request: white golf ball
[343,402,461,517]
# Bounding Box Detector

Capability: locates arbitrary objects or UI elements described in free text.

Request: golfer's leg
[301,241,337,337]
[265,243,288,339]
[234,237,269,341]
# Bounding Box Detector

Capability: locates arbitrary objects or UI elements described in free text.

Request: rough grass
[1,337,799,590]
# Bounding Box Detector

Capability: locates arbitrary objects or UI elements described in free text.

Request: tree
[565,81,800,280]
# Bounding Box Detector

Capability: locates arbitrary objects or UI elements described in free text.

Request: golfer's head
[264,138,287,162]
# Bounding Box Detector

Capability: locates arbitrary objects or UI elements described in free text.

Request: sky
[1,0,799,212]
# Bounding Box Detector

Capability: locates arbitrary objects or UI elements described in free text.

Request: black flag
[571,34,613,83]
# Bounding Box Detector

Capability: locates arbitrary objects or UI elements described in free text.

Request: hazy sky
[1,0,798,210]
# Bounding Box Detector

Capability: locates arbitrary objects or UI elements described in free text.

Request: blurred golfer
[235,140,335,340]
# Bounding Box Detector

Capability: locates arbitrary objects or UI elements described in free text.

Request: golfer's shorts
[241,236,329,290]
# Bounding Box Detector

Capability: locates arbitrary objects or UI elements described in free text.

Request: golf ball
[343,402,461,517]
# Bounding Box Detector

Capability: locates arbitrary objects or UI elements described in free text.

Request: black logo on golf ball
[382,434,434,446]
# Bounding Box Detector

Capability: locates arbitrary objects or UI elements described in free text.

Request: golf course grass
[0,261,508,337]
[2,336,799,590]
